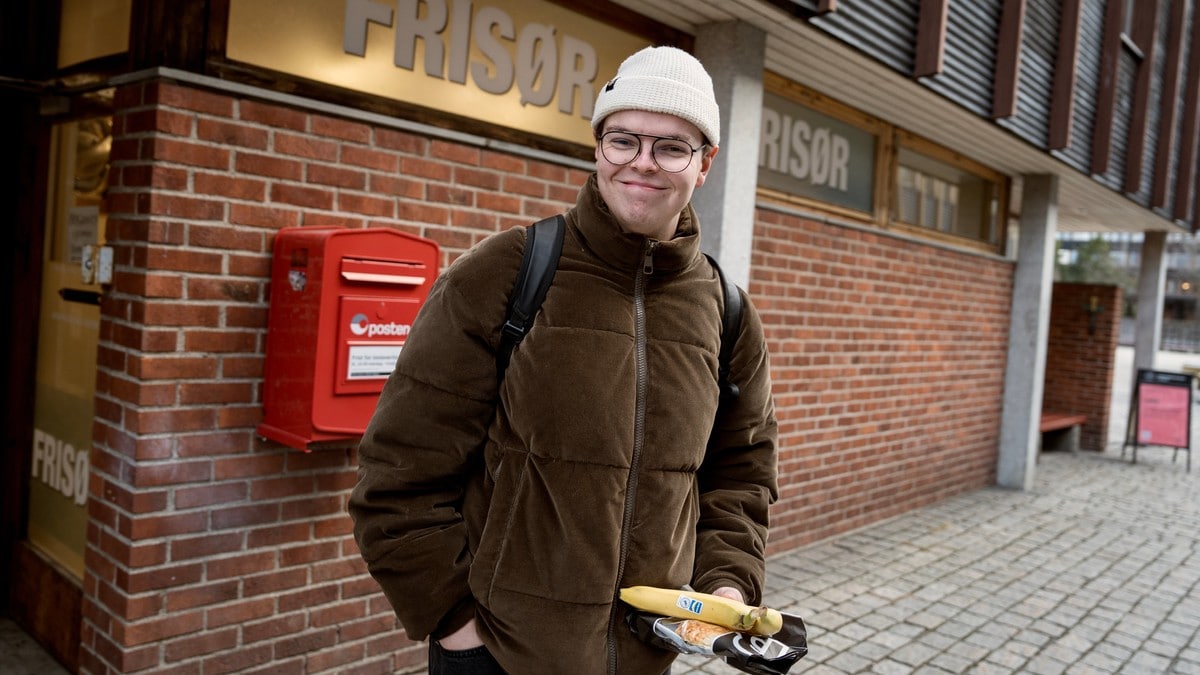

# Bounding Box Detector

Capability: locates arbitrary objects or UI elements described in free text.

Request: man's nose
[629,141,659,171]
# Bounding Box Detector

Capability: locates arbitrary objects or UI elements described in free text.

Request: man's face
[594,110,717,241]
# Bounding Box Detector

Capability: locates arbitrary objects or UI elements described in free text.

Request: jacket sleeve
[692,290,779,605]
[347,234,519,640]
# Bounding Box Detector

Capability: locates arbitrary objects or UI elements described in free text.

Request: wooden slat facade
[1049,0,1084,150]
[915,0,950,77]
[993,0,1027,118]
[1122,0,1159,195]
[1173,3,1200,221]
[1151,0,1187,209]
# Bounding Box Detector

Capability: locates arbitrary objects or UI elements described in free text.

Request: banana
[619,586,784,636]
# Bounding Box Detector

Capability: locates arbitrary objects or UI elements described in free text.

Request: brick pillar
[1044,282,1124,451]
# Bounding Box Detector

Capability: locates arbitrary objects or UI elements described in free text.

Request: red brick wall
[86,78,1014,672]
[752,211,1014,553]
[89,80,586,674]
[1044,283,1123,451]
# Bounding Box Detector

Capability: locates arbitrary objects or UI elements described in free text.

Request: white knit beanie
[592,46,721,147]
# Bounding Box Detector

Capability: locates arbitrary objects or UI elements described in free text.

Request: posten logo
[349,313,411,338]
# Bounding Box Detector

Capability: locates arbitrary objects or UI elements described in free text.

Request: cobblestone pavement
[679,346,1200,674]
[678,448,1200,674]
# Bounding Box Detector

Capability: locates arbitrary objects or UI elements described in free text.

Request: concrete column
[997,174,1059,490]
[1133,231,1167,374]
[693,22,766,289]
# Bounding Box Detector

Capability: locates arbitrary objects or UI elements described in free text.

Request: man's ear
[695,146,719,187]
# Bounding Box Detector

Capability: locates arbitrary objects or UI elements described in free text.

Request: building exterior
[2,0,1197,672]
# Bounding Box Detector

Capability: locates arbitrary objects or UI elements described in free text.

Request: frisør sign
[758,90,877,214]
[226,0,651,147]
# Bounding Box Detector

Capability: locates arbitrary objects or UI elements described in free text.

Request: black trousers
[428,642,506,675]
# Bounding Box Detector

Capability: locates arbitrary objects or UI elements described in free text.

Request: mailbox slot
[340,256,429,286]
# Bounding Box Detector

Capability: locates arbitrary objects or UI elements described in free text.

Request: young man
[349,46,778,674]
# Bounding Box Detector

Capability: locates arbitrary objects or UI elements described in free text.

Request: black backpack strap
[706,253,743,404]
[497,214,566,382]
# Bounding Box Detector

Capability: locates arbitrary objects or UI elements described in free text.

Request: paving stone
[1039,640,1088,665]
[1157,621,1197,646]
[1107,626,1149,652]
[992,611,1033,632]
[858,612,901,632]
[890,640,939,667]
[1146,637,1188,657]
[914,631,955,652]
[943,639,989,663]
[809,609,855,631]
[867,629,914,651]
[963,629,1009,651]
[869,658,914,675]
[1066,649,1125,674]
[1121,650,1173,673]
[1022,652,1072,675]
[928,651,974,673]
[905,613,945,631]
[952,611,992,629]
[826,651,874,673]
[1178,646,1200,663]
[1091,639,1136,664]
[801,663,850,675]
[837,621,877,642]
[972,660,1018,675]
[1027,619,1068,639]
[871,586,908,601]
[934,620,973,640]
[848,639,894,663]
[1064,620,1109,643]
[910,666,954,675]
[1012,627,1054,649]
[816,630,858,654]
[820,586,863,604]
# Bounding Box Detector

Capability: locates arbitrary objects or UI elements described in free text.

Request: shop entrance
[9,116,110,673]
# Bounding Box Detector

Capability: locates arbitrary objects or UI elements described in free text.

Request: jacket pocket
[474,454,626,606]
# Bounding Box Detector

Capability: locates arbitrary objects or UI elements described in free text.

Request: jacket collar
[571,174,703,276]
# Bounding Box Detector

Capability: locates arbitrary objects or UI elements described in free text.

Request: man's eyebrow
[605,127,699,144]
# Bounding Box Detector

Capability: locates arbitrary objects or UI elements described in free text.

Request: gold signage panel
[227,0,652,146]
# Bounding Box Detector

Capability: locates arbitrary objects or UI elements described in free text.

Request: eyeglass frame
[596,130,709,173]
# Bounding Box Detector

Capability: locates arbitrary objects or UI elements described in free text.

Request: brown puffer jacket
[349,174,778,674]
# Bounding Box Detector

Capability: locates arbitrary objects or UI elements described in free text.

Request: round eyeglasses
[598,131,704,173]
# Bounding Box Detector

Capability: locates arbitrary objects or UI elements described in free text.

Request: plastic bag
[626,610,808,675]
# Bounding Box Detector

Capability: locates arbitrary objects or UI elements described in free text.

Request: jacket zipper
[607,240,656,674]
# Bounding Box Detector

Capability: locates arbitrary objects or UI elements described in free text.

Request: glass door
[27,117,110,579]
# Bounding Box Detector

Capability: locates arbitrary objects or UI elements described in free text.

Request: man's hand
[712,586,745,603]
[437,618,484,651]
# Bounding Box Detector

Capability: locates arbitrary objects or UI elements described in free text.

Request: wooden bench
[1040,412,1087,452]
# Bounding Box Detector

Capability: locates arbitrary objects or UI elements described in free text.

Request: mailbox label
[347,344,402,380]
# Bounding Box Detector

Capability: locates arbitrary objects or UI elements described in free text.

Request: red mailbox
[258,227,439,451]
